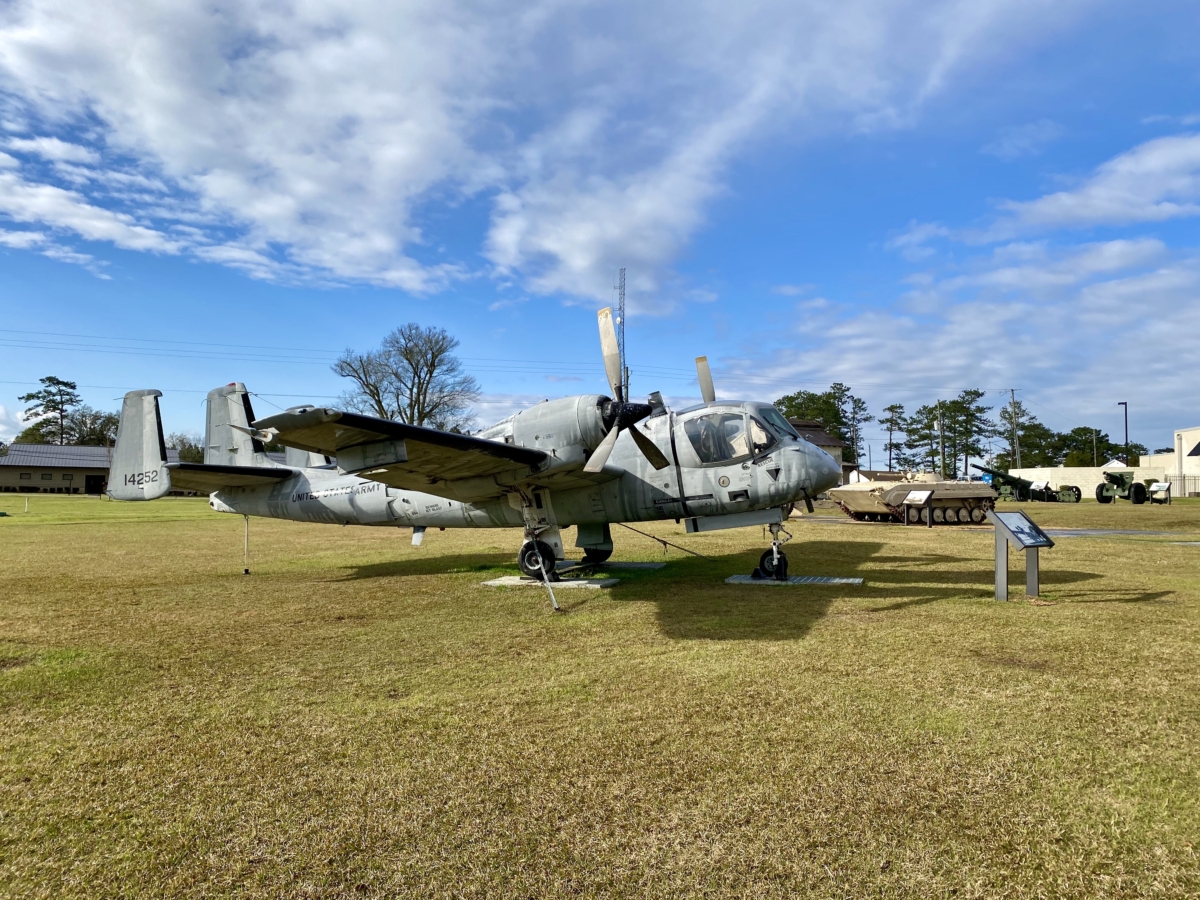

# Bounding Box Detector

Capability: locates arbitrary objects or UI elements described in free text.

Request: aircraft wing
[167,463,293,493]
[253,407,551,500]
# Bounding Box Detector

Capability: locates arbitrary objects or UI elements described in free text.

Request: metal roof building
[0,444,178,494]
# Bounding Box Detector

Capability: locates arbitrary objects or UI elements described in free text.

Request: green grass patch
[0,496,1197,897]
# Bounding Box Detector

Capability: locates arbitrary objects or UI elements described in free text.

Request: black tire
[758,549,789,580]
[518,540,557,578]
[1129,482,1147,505]
[1095,484,1112,504]
[1068,486,1082,503]
[582,547,612,565]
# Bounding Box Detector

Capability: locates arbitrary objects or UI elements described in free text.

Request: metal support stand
[517,491,559,612]
[994,528,1007,601]
[1026,547,1039,598]
[243,515,251,575]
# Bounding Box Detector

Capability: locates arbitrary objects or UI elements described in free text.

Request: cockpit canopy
[674,402,799,466]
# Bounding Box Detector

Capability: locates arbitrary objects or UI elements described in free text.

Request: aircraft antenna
[617,267,629,398]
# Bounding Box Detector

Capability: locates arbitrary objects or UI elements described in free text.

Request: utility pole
[616,268,629,400]
[1010,389,1021,470]
[1118,401,1129,465]
[937,402,946,480]
[1093,430,1098,467]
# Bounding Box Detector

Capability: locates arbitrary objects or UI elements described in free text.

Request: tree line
[775,384,1156,476]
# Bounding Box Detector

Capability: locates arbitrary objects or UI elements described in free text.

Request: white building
[1007,424,1200,498]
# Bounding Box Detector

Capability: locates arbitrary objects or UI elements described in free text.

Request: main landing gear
[753,522,792,581]
[518,540,558,580]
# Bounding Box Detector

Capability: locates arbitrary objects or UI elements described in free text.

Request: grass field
[1,495,1198,898]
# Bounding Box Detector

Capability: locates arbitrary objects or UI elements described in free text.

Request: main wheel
[1095,484,1113,504]
[582,547,612,565]
[970,507,986,524]
[907,506,921,524]
[1129,482,1147,505]
[758,549,789,580]
[932,507,945,524]
[518,540,558,578]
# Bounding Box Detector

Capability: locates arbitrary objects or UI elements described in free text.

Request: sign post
[904,489,935,528]
[986,510,1054,601]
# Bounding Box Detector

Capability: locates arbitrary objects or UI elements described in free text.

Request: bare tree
[334,324,480,431]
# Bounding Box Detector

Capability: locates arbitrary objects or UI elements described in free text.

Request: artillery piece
[970,465,1081,503]
[1095,470,1147,504]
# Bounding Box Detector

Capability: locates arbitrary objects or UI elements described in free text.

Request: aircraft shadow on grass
[335,539,1110,641]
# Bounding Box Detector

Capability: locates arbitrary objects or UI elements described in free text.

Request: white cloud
[0,405,29,441]
[732,238,1199,438]
[886,220,950,260]
[980,119,1064,160]
[7,135,99,164]
[0,169,180,251]
[1001,133,1200,229]
[0,0,1099,298]
[770,284,814,297]
[0,227,43,248]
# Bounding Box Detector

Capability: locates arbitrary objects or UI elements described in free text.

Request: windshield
[750,418,777,456]
[758,406,798,439]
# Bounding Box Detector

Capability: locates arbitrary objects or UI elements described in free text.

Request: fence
[1165,474,1200,498]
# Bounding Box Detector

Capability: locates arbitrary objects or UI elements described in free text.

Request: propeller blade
[598,307,624,401]
[583,426,621,473]
[696,356,716,403]
[629,424,671,470]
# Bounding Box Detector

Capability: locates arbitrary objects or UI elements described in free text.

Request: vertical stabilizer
[108,390,171,500]
[205,383,272,467]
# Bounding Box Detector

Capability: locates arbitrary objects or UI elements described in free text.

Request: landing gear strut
[753,522,792,581]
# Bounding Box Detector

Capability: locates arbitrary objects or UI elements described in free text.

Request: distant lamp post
[1117,401,1129,466]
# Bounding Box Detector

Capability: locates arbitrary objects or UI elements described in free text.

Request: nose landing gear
[753,522,792,581]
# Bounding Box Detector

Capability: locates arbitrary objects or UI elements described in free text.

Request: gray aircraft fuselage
[208,400,841,531]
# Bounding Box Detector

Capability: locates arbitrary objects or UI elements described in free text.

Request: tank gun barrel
[970,463,1033,489]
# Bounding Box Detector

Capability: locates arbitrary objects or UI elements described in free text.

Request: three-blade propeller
[584,308,672,473]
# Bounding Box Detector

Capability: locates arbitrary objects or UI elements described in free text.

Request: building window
[41,473,53,480]
[20,473,31,480]
[63,473,73,481]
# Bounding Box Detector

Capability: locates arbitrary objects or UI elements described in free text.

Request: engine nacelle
[507,395,610,467]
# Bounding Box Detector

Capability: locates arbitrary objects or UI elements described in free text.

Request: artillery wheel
[1067,486,1082,503]
[518,541,558,579]
[582,547,613,565]
[1129,482,1148,505]
[1095,485,1113,504]
[969,507,986,524]
[758,549,789,580]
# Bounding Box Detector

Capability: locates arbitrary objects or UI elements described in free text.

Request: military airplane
[108,309,842,593]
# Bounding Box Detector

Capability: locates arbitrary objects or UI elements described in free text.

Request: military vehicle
[971,465,1082,503]
[106,307,843,598]
[1095,470,1147,504]
[829,473,996,524]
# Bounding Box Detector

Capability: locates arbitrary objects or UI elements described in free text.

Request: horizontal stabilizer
[167,463,293,493]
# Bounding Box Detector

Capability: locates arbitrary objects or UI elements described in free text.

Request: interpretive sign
[986,510,1053,600]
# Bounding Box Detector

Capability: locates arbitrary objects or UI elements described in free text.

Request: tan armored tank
[829,473,996,525]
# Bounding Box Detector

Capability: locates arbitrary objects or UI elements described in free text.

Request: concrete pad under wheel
[557,561,666,572]
[725,575,865,586]
[482,576,619,589]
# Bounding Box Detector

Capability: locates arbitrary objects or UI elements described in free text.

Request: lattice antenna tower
[616,267,629,398]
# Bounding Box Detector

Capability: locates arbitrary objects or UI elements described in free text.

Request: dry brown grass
[1,494,1198,898]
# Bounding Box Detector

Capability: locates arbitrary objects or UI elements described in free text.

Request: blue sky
[1,0,1198,461]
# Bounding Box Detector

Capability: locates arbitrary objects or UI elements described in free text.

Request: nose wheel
[752,521,792,581]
